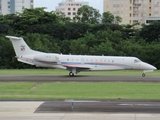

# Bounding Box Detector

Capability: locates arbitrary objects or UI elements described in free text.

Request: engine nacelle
[34,54,58,62]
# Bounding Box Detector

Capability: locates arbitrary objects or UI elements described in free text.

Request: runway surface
[0,75,160,82]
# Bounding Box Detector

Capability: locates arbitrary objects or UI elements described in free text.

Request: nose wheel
[142,73,145,77]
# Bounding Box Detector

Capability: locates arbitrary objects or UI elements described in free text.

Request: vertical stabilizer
[6,36,40,56]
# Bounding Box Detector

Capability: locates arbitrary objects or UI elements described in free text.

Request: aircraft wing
[62,64,91,70]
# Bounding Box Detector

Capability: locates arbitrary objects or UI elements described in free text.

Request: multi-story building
[103,0,160,24]
[56,0,88,19]
[0,0,34,15]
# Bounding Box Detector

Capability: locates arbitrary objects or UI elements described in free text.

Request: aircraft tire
[69,72,74,77]
[142,73,145,77]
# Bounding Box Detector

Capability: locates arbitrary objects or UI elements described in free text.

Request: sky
[34,0,103,14]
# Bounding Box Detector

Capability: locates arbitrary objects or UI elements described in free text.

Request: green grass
[0,69,159,76]
[0,82,160,100]
[0,69,159,100]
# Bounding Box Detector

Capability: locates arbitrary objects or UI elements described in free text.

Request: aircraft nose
[152,66,157,70]
[143,62,157,70]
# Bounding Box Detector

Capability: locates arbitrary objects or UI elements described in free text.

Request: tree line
[0,6,160,69]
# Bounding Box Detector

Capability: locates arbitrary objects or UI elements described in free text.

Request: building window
[8,2,10,4]
[31,0,33,3]
[22,6,25,9]
[150,0,151,2]
[130,0,132,4]
[68,8,70,10]
[68,12,71,15]
[155,14,158,17]
[8,6,10,8]
[133,20,138,23]
[149,13,151,16]
[73,8,76,11]
[73,12,76,15]
[130,20,132,24]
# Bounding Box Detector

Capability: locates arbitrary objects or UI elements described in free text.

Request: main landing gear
[69,72,75,77]
[68,68,78,77]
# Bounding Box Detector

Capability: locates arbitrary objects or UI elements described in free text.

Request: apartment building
[56,0,88,19]
[0,0,34,15]
[103,0,160,24]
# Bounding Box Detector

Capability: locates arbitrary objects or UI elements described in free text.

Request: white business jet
[6,36,157,77]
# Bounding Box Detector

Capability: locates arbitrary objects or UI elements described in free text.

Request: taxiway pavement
[1,101,160,120]
[0,101,160,120]
[35,100,160,113]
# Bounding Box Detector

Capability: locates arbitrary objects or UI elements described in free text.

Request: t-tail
[6,36,43,65]
[6,36,42,56]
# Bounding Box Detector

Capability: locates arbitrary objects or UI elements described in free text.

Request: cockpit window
[134,59,141,63]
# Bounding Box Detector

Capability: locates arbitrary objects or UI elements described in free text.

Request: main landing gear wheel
[142,73,146,77]
[69,72,74,77]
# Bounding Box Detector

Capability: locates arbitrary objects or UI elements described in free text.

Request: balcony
[133,9,139,13]
[133,3,141,7]
[155,4,159,7]
[133,16,141,20]
[133,8,139,13]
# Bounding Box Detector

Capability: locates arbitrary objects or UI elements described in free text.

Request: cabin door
[81,58,84,64]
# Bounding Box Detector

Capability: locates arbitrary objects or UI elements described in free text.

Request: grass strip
[0,82,160,100]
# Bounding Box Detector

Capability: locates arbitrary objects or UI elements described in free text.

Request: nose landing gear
[142,70,154,77]
[142,73,145,77]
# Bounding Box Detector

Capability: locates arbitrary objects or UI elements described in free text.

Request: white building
[0,0,34,15]
[56,0,88,19]
[104,0,160,25]
[145,17,160,25]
